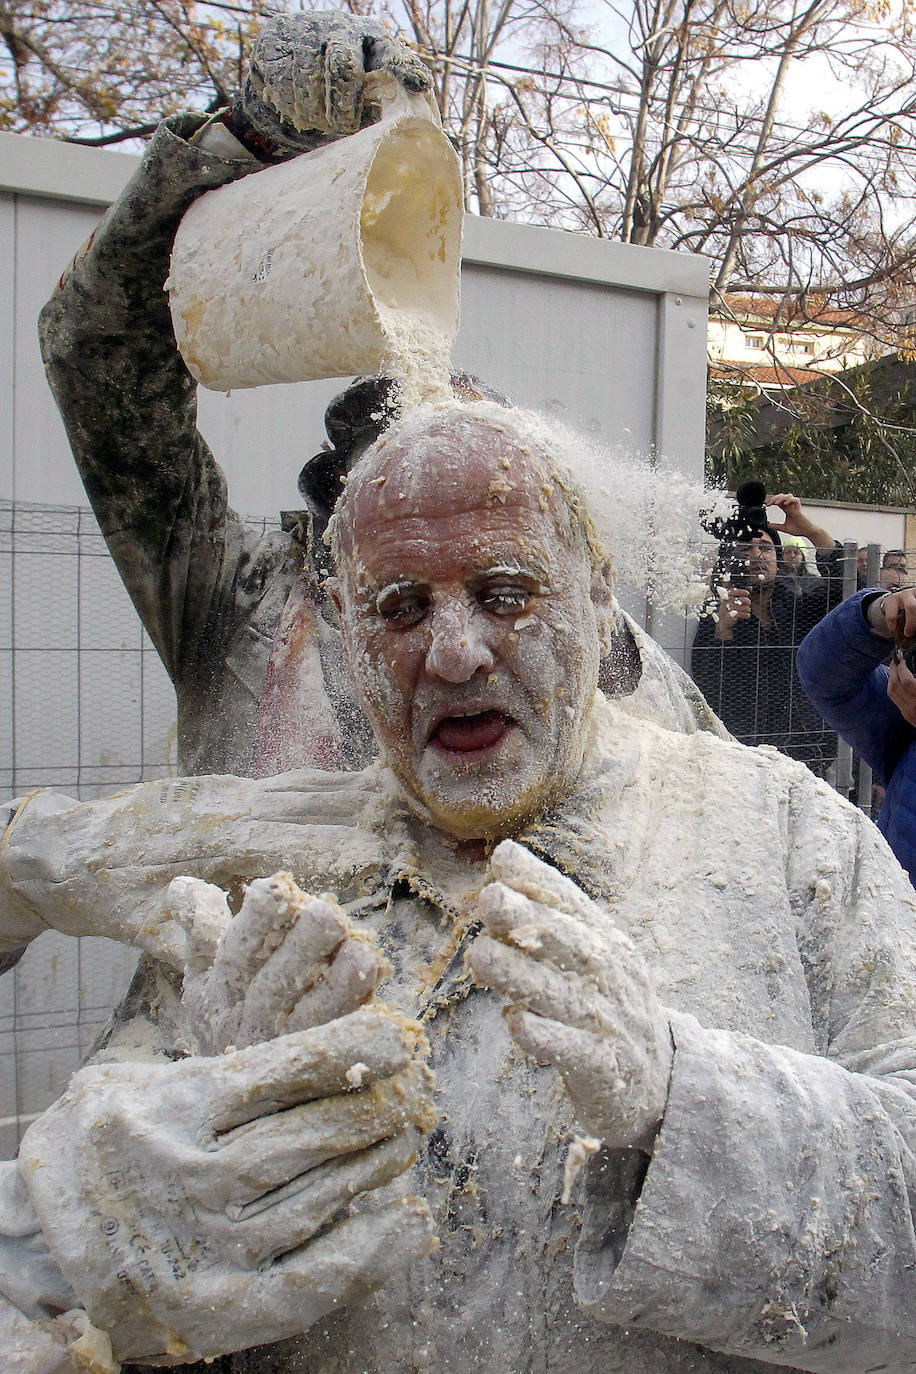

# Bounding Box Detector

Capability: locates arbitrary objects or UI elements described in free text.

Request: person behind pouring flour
[37,8,723,789]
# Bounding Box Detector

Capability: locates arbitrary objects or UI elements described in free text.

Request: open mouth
[429,710,514,755]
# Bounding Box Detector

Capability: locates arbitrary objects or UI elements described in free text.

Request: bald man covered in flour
[2,403,916,1373]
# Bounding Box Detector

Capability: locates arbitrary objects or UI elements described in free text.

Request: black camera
[701,479,773,548]
[701,479,775,599]
[733,480,770,536]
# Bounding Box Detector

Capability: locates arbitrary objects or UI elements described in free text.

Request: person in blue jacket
[797,583,916,886]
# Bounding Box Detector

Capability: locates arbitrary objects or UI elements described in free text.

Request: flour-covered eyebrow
[373,579,430,617]
[348,577,420,610]
[477,563,526,577]
[474,564,550,592]
[376,578,423,596]
[374,578,426,600]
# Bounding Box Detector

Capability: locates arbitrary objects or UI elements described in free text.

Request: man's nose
[424,600,496,682]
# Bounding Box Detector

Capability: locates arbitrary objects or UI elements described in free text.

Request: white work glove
[172,871,385,1055]
[20,1005,436,1367]
[236,11,433,156]
[469,840,674,1151]
[0,773,389,968]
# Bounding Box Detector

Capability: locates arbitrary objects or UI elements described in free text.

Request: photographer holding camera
[691,484,843,776]
[797,584,916,884]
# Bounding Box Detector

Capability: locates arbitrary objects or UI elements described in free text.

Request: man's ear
[590,559,616,656]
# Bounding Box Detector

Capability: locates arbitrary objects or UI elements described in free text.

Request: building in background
[708,292,880,393]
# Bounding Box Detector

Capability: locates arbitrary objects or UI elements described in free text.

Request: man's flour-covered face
[741,533,779,587]
[334,413,613,840]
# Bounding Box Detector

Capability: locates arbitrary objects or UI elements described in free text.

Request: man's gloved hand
[235,10,433,157]
[20,1005,436,1366]
[172,871,385,1055]
[469,840,673,1152]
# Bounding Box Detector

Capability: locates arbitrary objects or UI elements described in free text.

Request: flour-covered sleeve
[0,772,389,968]
[574,777,916,1371]
[0,794,80,964]
[0,1160,118,1373]
[610,613,731,740]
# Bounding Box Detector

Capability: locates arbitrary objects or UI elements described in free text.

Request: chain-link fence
[0,506,885,1156]
[688,537,880,811]
[690,540,845,770]
[0,501,180,1157]
[0,501,179,798]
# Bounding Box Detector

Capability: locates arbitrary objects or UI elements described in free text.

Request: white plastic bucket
[167,84,463,390]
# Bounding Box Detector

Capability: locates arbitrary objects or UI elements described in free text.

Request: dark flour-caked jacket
[37,114,724,780]
[3,697,916,1372]
[38,113,347,778]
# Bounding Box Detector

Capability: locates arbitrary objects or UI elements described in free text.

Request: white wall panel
[0,197,14,505]
[195,374,353,517]
[12,195,103,506]
[804,503,905,551]
[455,267,658,445]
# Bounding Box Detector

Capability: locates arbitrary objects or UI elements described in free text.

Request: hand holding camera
[866,586,916,728]
[713,585,752,638]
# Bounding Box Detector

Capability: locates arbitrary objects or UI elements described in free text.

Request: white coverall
[1,696,916,1371]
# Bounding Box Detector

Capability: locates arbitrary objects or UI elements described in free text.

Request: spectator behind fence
[858,547,871,589]
[778,535,820,596]
[691,492,843,776]
[881,550,910,592]
[797,585,916,886]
